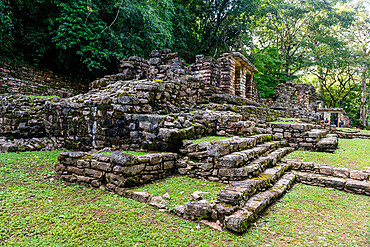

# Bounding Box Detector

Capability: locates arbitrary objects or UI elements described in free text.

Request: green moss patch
[191,136,232,144]
[23,95,60,99]
[270,121,302,125]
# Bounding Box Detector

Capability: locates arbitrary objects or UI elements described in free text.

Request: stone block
[85,168,103,179]
[76,175,93,183]
[113,164,145,176]
[76,160,90,168]
[184,201,212,219]
[163,161,175,170]
[332,167,349,178]
[149,154,163,164]
[91,161,112,172]
[349,170,368,180]
[132,191,151,203]
[110,152,138,166]
[224,209,254,233]
[319,165,333,176]
[66,166,84,175]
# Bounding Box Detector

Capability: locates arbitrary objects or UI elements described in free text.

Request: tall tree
[0,0,13,56]
[173,0,257,59]
[342,1,370,126]
[254,0,349,77]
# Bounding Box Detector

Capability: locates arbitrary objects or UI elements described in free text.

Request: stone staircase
[222,169,295,232]
[177,134,292,182]
[174,133,298,232]
[177,156,369,233]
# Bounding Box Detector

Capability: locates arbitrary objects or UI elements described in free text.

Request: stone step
[216,140,287,168]
[183,134,280,161]
[215,162,291,216]
[218,147,292,180]
[295,171,370,195]
[224,172,296,232]
[315,134,338,153]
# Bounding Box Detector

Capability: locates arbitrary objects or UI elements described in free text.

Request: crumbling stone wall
[56,151,177,191]
[268,123,337,152]
[90,50,259,101]
[270,82,318,112]
[0,95,51,139]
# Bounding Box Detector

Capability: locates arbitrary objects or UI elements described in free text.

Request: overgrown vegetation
[0,150,369,245]
[1,0,369,126]
[287,138,370,170]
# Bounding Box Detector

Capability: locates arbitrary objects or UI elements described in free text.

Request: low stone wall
[286,159,370,181]
[55,151,177,193]
[0,137,62,152]
[267,123,337,152]
[286,159,370,195]
[336,130,370,139]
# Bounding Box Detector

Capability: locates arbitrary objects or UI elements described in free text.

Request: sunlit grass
[0,150,369,246]
[287,138,370,170]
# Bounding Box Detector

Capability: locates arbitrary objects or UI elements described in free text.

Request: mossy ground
[134,176,226,210]
[191,136,232,144]
[287,138,370,170]
[0,147,369,246]
[23,95,60,99]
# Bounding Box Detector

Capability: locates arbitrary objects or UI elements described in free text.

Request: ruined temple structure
[317,108,351,127]
[3,49,366,234]
[268,82,318,115]
[90,49,259,101]
[190,52,259,101]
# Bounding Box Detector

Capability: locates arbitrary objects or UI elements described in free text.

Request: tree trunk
[360,64,367,126]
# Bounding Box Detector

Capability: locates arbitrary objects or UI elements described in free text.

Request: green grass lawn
[287,138,370,170]
[1,150,369,246]
[135,176,226,210]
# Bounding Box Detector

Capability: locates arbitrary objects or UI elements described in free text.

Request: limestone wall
[267,123,337,152]
[56,152,177,193]
[0,95,51,139]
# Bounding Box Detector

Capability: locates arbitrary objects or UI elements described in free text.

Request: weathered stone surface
[224,210,254,233]
[191,191,209,201]
[149,196,168,209]
[184,201,212,219]
[132,191,151,203]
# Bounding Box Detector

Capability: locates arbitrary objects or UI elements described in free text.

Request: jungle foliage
[0,0,369,126]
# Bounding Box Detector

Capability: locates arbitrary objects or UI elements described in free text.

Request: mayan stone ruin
[1,49,369,233]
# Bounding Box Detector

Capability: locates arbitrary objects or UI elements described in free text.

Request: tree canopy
[1,0,369,126]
